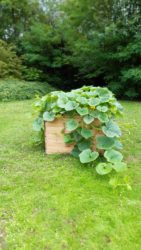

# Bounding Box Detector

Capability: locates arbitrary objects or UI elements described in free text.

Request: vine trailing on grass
[33,86,127,181]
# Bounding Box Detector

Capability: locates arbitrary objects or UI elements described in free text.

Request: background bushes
[0,79,56,101]
[0,0,141,100]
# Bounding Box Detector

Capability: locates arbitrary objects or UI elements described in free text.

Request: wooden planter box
[44,117,73,154]
[44,117,103,154]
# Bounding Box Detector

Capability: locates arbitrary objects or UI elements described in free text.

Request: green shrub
[0,40,22,78]
[0,79,56,101]
[22,67,43,81]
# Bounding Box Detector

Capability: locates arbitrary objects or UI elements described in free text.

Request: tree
[59,0,141,98]
[0,0,44,43]
[0,39,22,78]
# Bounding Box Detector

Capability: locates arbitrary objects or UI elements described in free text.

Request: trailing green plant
[33,86,128,181]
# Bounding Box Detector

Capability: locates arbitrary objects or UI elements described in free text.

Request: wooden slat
[44,117,103,154]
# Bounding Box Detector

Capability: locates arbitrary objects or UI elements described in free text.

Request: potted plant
[33,86,127,176]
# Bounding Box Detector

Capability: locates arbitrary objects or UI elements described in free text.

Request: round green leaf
[100,96,111,103]
[97,112,109,123]
[65,101,78,111]
[114,139,123,150]
[96,135,115,149]
[81,128,93,139]
[71,146,80,158]
[43,111,55,122]
[96,163,113,175]
[95,88,112,98]
[89,110,100,118]
[57,96,68,108]
[79,149,99,163]
[52,106,62,113]
[64,134,74,144]
[66,119,79,132]
[76,96,87,104]
[72,131,82,142]
[102,120,121,138]
[83,115,94,124]
[112,162,127,172]
[78,140,91,151]
[88,98,100,106]
[97,106,108,112]
[76,107,89,116]
[104,149,123,163]
[33,117,43,132]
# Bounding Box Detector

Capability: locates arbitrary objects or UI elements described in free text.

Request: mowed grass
[0,100,141,250]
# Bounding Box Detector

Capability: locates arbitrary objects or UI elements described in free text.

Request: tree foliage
[0,0,43,43]
[0,0,141,99]
[0,39,22,78]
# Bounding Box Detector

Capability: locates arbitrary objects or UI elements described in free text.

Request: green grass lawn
[0,100,141,250]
